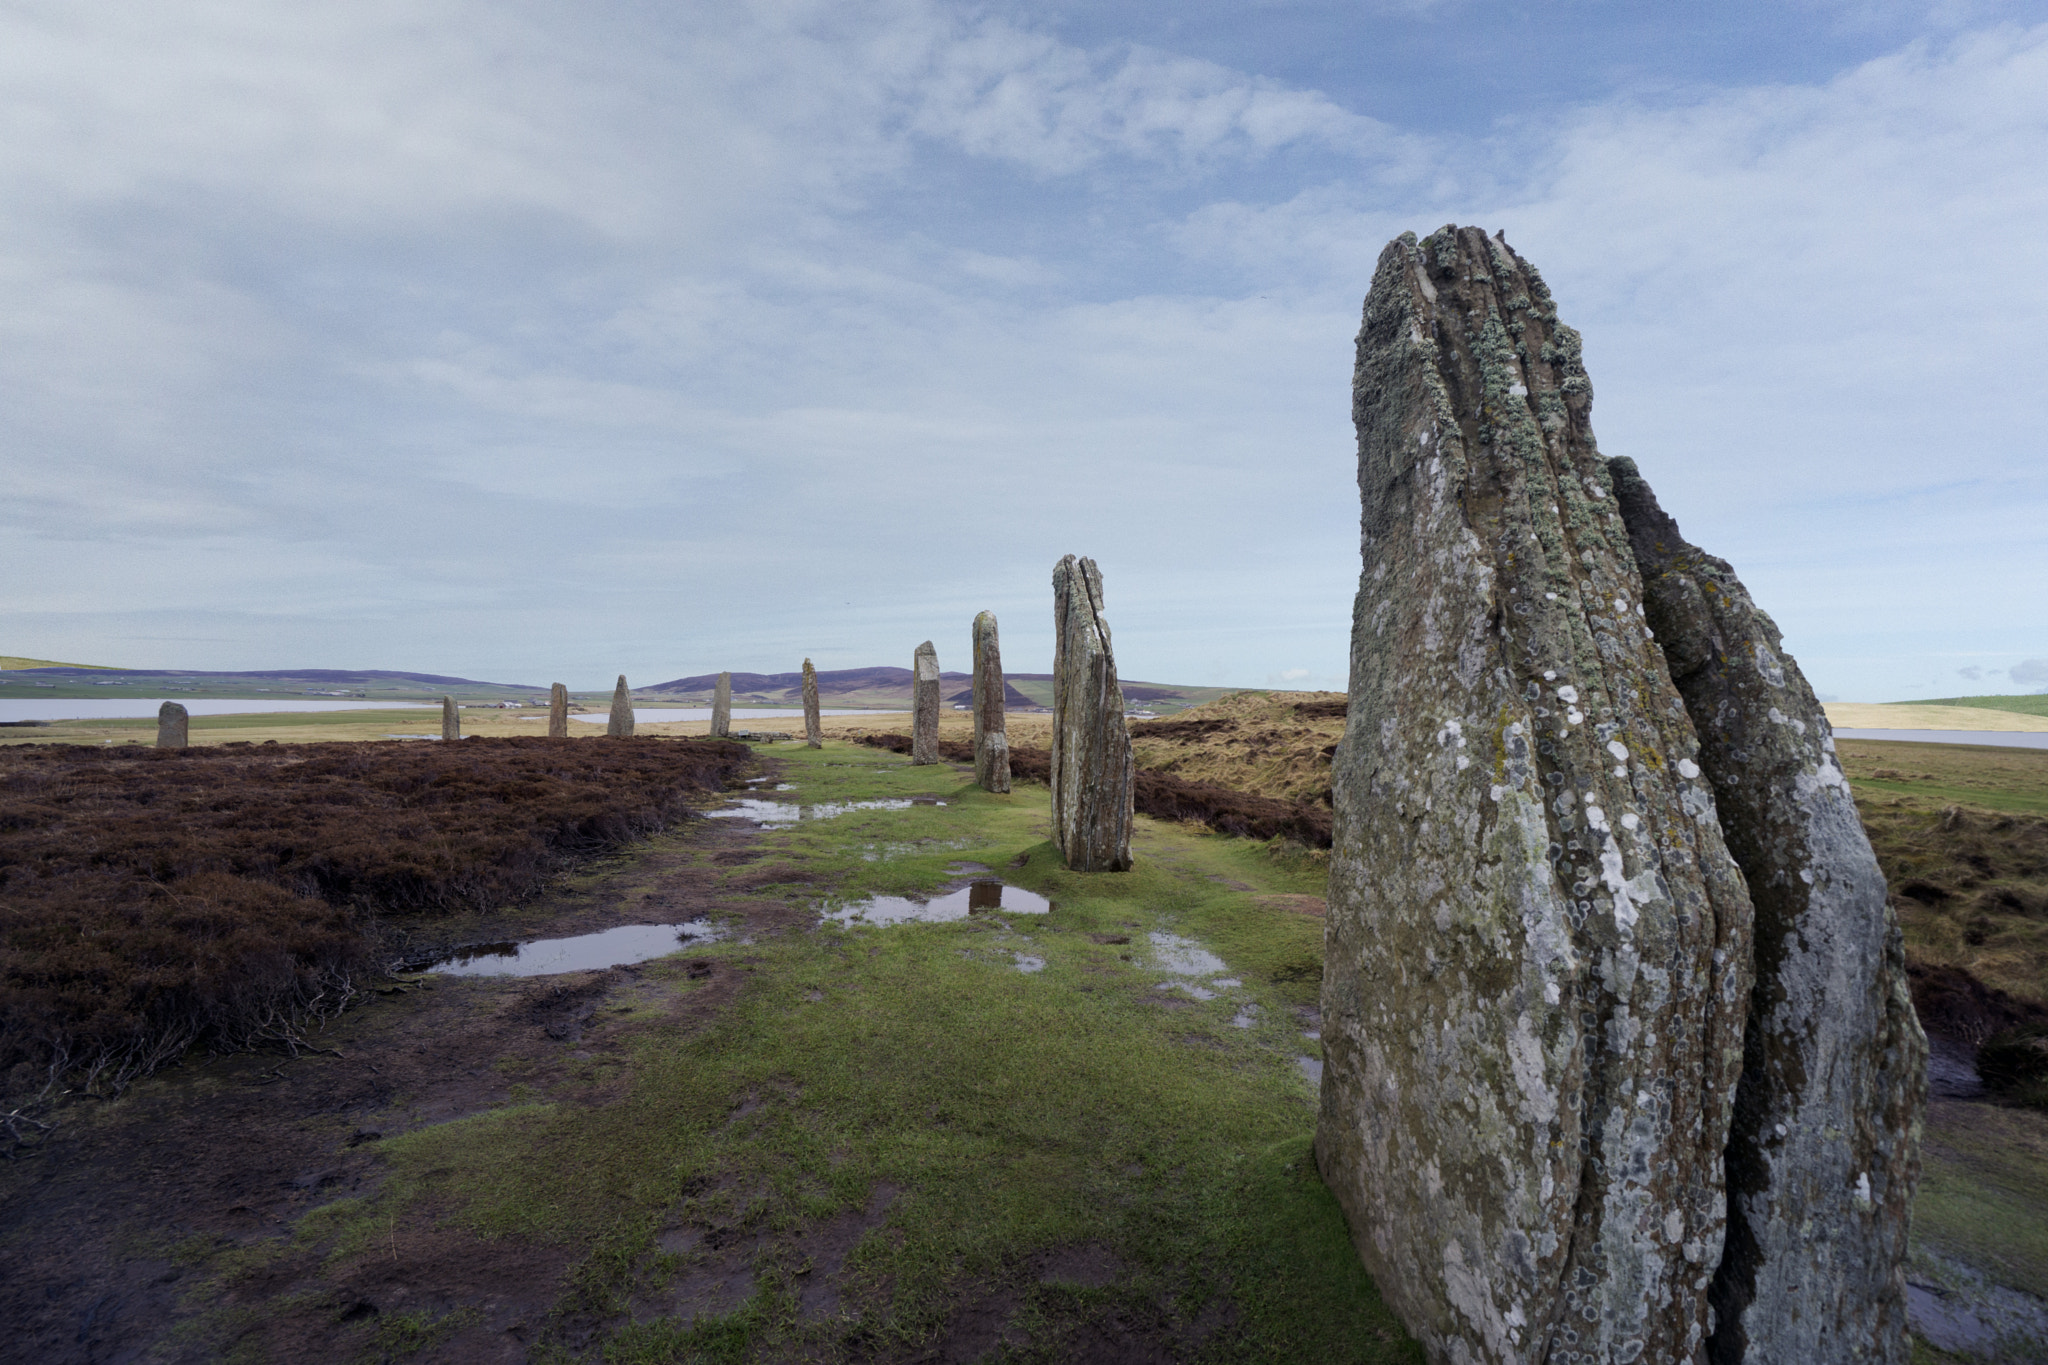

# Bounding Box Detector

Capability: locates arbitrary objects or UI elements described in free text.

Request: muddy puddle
[420,919,725,976]
[1148,932,1321,1081]
[708,797,943,826]
[823,879,1052,927]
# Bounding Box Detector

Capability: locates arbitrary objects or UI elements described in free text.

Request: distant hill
[1901,694,2048,720]
[0,667,541,702]
[1,655,117,670]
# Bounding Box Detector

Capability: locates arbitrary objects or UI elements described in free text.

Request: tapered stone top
[802,658,822,748]
[1050,556,1133,871]
[441,696,460,742]
[155,701,188,749]
[549,683,569,739]
[1316,226,1755,1364]
[911,641,941,765]
[1611,457,1924,1365]
[711,672,732,738]
[972,611,1011,794]
[607,676,634,738]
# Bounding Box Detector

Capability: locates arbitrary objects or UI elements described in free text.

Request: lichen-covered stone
[1316,226,1754,1365]
[156,701,188,749]
[802,659,822,749]
[441,696,460,743]
[607,676,634,738]
[549,683,569,739]
[911,641,941,765]
[711,672,732,738]
[1611,458,1925,1365]
[1050,556,1133,872]
[972,612,1011,793]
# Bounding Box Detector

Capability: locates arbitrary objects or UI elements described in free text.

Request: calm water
[0,698,437,723]
[1834,728,2048,750]
[823,880,1052,926]
[707,797,942,826]
[421,920,724,977]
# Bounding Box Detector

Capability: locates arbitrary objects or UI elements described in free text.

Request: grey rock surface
[1317,226,1755,1365]
[802,659,822,748]
[711,672,731,738]
[1611,458,1925,1365]
[549,683,569,739]
[441,696,460,743]
[972,612,1011,793]
[607,676,634,738]
[1050,556,1133,872]
[911,641,941,765]
[155,701,188,749]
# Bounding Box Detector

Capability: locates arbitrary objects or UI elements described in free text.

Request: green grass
[1905,694,2048,720]
[1916,1102,2048,1302]
[301,744,1416,1362]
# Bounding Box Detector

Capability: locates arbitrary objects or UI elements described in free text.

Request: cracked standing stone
[441,696,460,743]
[911,641,941,765]
[607,676,634,738]
[972,611,1011,793]
[711,672,731,738]
[1050,555,1133,872]
[802,658,822,749]
[548,683,569,739]
[155,701,188,749]
[1316,226,1755,1365]
[1612,457,1924,1365]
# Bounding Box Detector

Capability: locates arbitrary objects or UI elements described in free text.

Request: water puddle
[706,797,942,826]
[824,880,1052,927]
[1012,953,1046,973]
[1148,932,1228,978]
[421,919,724,977]
[1296,1055,1324,1085]
[1230,1005,1261,1029]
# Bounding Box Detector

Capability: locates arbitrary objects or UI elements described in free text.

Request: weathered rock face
[802,659,822,748]
[156,701,188,749]
[972,611,1011,794]
[549,683,569,739]
[607,676,634,738]
[711,672,732,738]
[1050,556,1133,872]
[441,696,460,743]
[911,642,941,765]
[1610,458,1924,1365]
[1317,226,1755,1365]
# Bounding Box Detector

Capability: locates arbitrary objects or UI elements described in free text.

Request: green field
[1904,694,2048,720]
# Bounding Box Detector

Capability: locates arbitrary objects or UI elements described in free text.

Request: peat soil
[0,773,803,1364]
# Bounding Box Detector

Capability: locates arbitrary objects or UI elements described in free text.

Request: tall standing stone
[910,641,941,765]
[972,611,1011,793]
[155,701,188,749]
[607,676,634,738]
[1050,556,1133,872]
[1316,227,1755,1364]
[441,696,460,742]
[549,683,569,738]
[802,658,822,748]
[711,672,732,738]
[1611,458,1924,1364]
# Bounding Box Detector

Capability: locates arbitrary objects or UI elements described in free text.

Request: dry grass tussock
[0,737,747,1104]
[1127,691,1346,804]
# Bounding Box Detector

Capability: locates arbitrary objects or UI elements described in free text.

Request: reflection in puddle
[824,880,1052,927]
[424,919,723,976]
[707,798,941,825]
[1159,981,1218,1001]
[1296,1055,1323,1085]
[1012,953,1046,973]
[1148,932,1228,977]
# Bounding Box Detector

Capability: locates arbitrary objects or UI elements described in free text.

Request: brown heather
[0,737,747,1101]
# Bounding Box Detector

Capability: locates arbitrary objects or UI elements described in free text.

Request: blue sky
[3,0,2044,699]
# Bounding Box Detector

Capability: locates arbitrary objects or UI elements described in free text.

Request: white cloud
[2011,659,2048,687]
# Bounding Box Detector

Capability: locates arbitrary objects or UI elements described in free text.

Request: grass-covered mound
[0,737,747,1099]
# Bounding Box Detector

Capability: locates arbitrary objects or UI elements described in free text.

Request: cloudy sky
[4,0,2044,699]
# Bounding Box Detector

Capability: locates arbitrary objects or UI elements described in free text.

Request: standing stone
[1050,556,1133,872]
[711,672,732,738]
[549,683,569,738]
[1612,458,1924,1364]
[972,611,1011,793]
[441,696,460,742]
[802,659,822,748]
[155,701,188,749]
[911,641,941,765]
[607,676,634,738]
[1317,226,1755,1365]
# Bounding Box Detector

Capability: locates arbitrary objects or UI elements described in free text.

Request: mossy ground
[231,743,1416,1362]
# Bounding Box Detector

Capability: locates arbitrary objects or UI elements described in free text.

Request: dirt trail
[0,798,791,1363]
